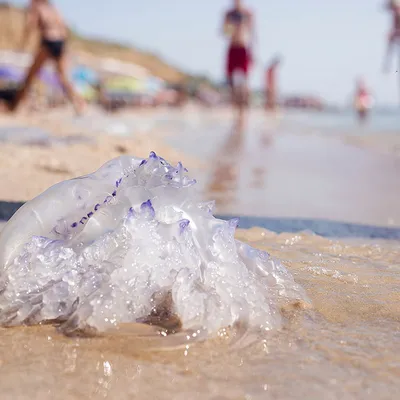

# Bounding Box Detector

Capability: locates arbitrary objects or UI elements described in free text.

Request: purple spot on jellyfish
[127,207,136,218]
[87,212,94,218]
[104,196,113,204]
[116,178,122,187]
[179,219,190,234]
[112,190,117,197]
[71,222,78,228]
[94,203,101,211]
[79,217,88,225]
[139,159,147,166]
[140,199,155,218]
[149,151,157,159]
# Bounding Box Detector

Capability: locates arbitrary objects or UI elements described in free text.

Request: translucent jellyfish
[0,152,308,337]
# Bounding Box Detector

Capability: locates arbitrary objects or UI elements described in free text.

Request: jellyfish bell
[0,152,309,338]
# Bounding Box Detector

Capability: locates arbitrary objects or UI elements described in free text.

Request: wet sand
[0,229,398,400]
[0,108,203,201]
[0,107,399,399]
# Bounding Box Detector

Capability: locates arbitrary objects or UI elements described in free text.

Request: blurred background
[0,0,399,231]
[0,4,399,399]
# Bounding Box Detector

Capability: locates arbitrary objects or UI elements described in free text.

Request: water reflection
[206,114,273,212]
[206,116,246,209]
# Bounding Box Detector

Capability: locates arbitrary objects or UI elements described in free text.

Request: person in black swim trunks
[10,0,85,114]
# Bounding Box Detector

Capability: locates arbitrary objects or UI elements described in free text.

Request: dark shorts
[226,45,252,84]
[0,87,17,102]
[0,88,17,108]
[41,39,65,60]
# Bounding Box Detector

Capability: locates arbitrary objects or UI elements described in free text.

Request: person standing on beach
[354,78,372,123]
[383,0,400,72]
[9,0,85,114]
[221,0,256,114]
[265,56,281,111]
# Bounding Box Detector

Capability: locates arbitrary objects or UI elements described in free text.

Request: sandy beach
[0,107,204,201]
[0,107,399,400]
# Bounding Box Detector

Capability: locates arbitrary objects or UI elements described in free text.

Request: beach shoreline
[1,107,399,228]
[0,108,399,400]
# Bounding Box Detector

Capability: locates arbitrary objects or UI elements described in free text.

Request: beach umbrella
[145,76,163,94]
[0,65,23,82]
[71,66,98,85]
[75,81,97,100]
[99,58,148,79]
[38,68,62,89]
[0,65,60,89]
[105,76,145,93]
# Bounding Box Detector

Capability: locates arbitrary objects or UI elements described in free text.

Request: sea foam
[0,152,308,336]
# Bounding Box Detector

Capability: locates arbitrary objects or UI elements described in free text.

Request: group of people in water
[0,0,399,118]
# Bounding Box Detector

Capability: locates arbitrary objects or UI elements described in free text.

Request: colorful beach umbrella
[37,67,62,89]
[144,77,163,94]
[74,81,97,100]
[0,64,61,89]
[0,65,23,82]
[71,66,98,85]
[104,76,145,93]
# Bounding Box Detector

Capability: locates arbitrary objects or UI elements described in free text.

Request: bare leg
[230,71,248,119]
[11,47,48,112]
[229,83,242,120]
[54,53,85,115]
[228,78,237,110]
[238,78,249,120]
[266,88,277,112]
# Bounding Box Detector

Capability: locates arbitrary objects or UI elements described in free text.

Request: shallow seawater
[0,226,398,400]
[0,126,93,146]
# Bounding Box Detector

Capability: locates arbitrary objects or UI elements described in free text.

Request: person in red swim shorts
[222,0,256,114]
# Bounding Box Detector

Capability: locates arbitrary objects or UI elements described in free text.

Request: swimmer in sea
[354,78,372,123]
[383,0,400,73]
[9,0,85,114]
[221,0,256,115]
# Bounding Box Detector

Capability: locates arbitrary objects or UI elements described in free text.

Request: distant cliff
[0,2,188,83]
